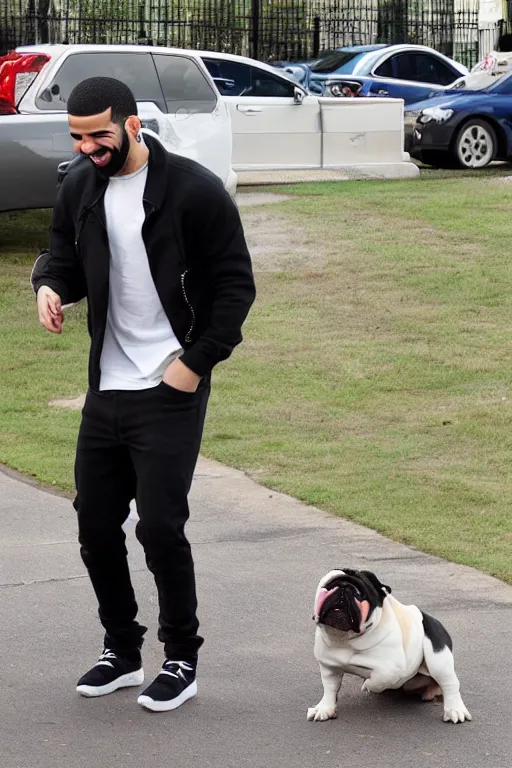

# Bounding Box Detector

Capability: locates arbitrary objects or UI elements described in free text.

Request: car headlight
[419,107,454,124]
[404,110,421,126]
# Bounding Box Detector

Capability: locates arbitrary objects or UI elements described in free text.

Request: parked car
[274,44,468,105]
[0,44,235,212]
[198,49,413,175]
[198,50,320,171]
[404,69,512,168]
[0,44,412,213]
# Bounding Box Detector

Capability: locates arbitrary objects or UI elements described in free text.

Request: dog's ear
[360,570,392,595]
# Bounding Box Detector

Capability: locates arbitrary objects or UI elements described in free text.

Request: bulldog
[307,568,471,724]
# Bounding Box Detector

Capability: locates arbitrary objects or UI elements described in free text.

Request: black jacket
[32,135,256,390]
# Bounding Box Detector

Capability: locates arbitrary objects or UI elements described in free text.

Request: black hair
[67,77,138,123]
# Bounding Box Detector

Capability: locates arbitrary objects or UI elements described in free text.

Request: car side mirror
[294,87,304,105]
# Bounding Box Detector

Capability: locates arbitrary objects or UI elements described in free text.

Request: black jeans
[74,377,210,662]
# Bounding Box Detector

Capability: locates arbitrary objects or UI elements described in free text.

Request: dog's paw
[361,680,372,695]
[307,704,337,722]
[443,698,472,724]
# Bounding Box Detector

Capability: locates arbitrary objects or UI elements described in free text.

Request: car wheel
[420,150,455,169]
[453,119,496,169]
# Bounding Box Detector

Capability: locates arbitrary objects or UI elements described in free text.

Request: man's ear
[124,115,142,139]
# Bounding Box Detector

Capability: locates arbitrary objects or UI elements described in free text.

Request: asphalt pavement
[1,458,511,768]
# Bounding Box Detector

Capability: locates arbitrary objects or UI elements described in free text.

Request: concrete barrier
[237,98,418,185]
[319,97,409,168]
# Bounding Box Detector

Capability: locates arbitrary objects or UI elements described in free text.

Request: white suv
[0,44,236,212]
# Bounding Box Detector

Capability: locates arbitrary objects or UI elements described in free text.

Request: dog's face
[313,569,391,634]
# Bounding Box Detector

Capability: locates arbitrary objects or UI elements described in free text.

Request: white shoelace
[94,649,118,668]
[160,660,194,679]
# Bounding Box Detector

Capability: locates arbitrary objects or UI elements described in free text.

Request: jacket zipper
[75,217,85,254]
[143,196,194,345]
[180,270,196,343]
[144,196,195,345]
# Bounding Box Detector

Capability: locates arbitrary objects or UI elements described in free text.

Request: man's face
[68,107,131,177]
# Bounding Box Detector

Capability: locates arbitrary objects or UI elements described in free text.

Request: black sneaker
[76,649,144,698]
[137,660,197,712]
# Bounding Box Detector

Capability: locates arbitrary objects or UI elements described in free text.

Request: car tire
[420,150,455,169]
[453,119,496,169]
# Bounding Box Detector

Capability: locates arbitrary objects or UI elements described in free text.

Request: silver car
[0,44,235,212]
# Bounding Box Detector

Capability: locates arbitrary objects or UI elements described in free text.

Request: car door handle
[377,89,389,96]
[237,106,263,114]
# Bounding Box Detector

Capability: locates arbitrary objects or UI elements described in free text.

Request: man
[32,77,255,712]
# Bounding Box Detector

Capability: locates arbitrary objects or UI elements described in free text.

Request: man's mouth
[86,148,111,168]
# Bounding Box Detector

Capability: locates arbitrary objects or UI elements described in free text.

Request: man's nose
[81,138,98,155]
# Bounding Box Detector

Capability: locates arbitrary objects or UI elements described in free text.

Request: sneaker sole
[137,679,198,712]
[77,668,145,698]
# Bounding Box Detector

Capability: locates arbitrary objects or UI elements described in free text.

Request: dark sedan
[405,71,512,168]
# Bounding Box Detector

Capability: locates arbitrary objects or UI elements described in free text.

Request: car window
[374,57,393,78]
[36,52,165,111]
[410,54,457,85]
[392,52,457,85]
[392,54,417,81]
[203,58,294,98]
[203,59,251,96]
[153,54,216,114]
[310,51,367,74]
[247,68,295,97]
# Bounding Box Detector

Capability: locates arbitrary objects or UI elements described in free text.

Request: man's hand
[37,286,64,334]
[163,358,201,392]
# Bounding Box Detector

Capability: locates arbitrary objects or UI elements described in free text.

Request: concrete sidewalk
[237,165,420,185]
[1,459,511,768]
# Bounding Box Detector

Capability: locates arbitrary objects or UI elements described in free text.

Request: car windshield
[310,51,367,74]
[450,71,509,92]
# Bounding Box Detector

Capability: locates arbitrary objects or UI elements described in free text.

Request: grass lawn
[1,173,512,583]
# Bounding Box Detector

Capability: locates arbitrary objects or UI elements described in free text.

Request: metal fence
[1,0,484,68]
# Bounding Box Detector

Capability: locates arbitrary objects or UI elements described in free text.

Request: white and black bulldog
[307,568,472,725]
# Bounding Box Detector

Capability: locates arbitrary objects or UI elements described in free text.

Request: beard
[84,128,131,179]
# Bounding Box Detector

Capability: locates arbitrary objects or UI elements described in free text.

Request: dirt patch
[48,394,85,410]
[236,192,292,207]
[240,208,326,272]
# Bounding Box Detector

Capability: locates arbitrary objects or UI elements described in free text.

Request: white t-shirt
[99,162,182,391]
